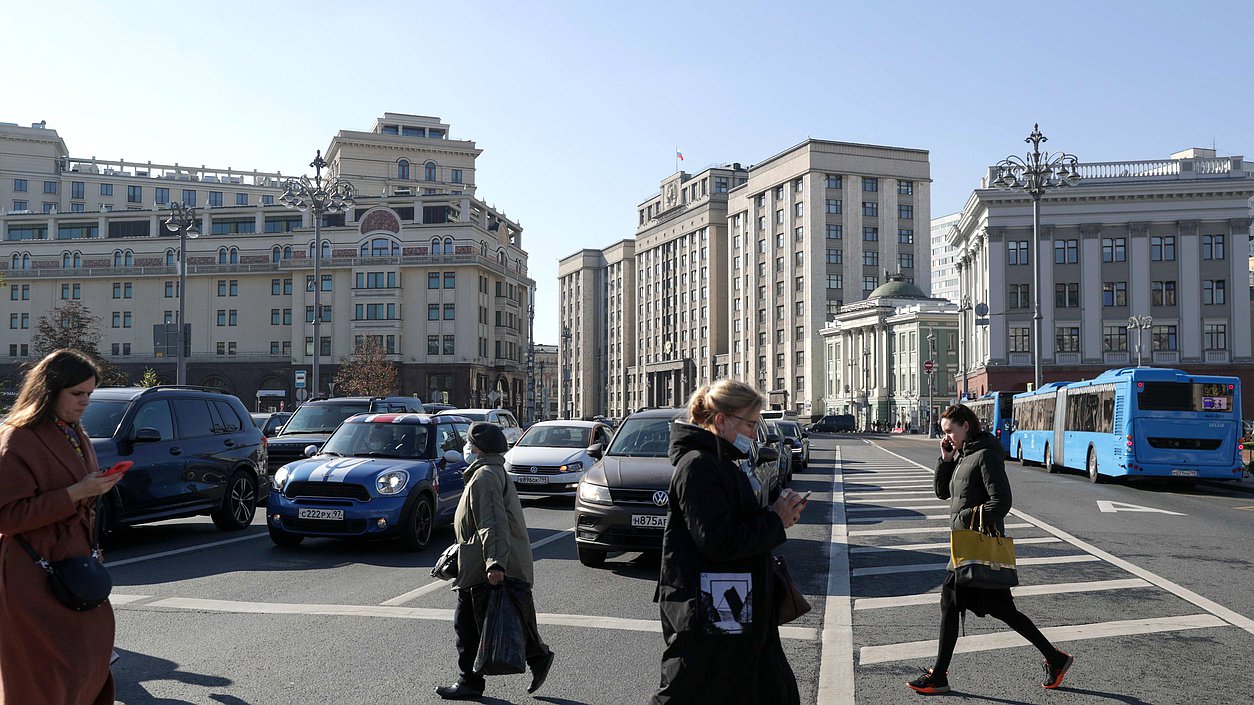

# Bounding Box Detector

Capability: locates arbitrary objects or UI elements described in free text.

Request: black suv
[265,396,427,472]
[808,414,857,433]
[80,386,269,537]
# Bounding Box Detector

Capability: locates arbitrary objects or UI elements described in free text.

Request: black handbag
[14,534,112,611]
[773,555,811,625]
[431,543,459,581]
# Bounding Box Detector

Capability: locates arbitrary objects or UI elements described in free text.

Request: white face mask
[732,432,755,455]
[462,444,479,465]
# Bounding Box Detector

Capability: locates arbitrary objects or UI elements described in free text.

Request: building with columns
[0,114,534,413]
[950,147,1254,405]
[820,276,958,431]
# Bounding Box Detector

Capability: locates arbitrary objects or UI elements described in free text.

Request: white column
[1081,231,1102,361]
[1040,225,1056,363]
[1230,218,1252,360]
[1178,220,1201,360]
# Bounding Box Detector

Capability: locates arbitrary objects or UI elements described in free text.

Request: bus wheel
[1087,448,1105,484]
[1017,444,1031,467]
[1045,445,1058,474]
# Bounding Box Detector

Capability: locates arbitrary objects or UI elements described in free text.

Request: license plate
[1171,469,1199,477]
[297,508,344,521]
[515,475,549,485]
[631,514,668,529]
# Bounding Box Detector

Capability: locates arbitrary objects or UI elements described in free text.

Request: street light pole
[992,125,1082,390]
[927,329,937,437]
[526,301,536,425]
[958,295,971,400]
[561,324,572,418]
[862,343,871,432]
[1128,315,1152,366]
[164,203,199,385]
[280,151,356,397]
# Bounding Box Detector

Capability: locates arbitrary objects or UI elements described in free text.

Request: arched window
[480,242,488,257]
[360,237,399,258]
[282,245,292,260]
[165,249,177,266]
[124,250,134,267]
[62,251,72,268]
[12,253,30,270]
[424,161,437,181]
[443,237,453,255]
[229,247,239,264]
[497,249,507,266]
[430,237,442,256]
[272,246,281,264]
[72,252,82,268]
[218,247,229,265]
[307,241,330,259]
[397,159,410,180]
[21,253,30,270]
[113,250,124,267]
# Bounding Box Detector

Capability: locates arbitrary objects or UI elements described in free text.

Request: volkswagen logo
[652,490,669,507]
[530,466,539,474]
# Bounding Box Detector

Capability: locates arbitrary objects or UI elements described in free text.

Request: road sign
[295,370,306,389]
[924,360,935,373]
[487,390,501,403]
[295,388,308,402]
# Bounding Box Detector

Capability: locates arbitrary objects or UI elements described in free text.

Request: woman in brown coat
[0,349,123,705]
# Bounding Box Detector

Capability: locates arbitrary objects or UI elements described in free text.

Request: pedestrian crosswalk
[835,441,1253,699]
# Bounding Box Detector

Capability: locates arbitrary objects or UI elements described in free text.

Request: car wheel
[577,544,606,568]
[212,470,258,531]
[268,524,304,547]
[1087,448,1105,484]
[399,494,435,551]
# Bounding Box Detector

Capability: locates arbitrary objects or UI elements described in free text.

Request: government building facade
[0,114,534,413]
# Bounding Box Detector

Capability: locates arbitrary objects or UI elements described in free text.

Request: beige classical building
[0,114,534,413]
[951,146,1254,401]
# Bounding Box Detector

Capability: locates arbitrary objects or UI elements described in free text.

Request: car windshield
[81,400,130,439]
[280,402,370,434]
[321,422,433,459]
[517,425,592,448]
[606,417,673,457]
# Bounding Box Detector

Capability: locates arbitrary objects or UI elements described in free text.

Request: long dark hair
[940,403,981,434]
[4,349,99,429]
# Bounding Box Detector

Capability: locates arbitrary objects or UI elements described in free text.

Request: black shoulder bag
[13,533,112,611]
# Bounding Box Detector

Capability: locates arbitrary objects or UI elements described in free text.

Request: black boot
[527,650,556,694]
[435,681,484,700]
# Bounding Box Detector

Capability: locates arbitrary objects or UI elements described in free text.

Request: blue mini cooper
[267,413,472,550]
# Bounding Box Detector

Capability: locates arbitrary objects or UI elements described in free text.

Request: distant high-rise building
[930,212,961,302]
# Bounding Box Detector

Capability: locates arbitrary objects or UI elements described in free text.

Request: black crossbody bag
[13,532,112,611]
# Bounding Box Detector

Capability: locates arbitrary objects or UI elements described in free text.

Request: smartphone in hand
[103,461,133,477]
[798,490,813,503]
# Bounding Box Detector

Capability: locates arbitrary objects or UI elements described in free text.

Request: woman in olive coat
[907,404,1074,695]
[0,350,122,705]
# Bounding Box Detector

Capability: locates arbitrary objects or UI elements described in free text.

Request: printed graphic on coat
[699,572,753,635]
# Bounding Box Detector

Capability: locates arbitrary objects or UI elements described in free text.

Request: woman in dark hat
[435,422,555,700]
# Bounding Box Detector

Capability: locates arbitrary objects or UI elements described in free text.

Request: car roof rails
[138,384,228,397]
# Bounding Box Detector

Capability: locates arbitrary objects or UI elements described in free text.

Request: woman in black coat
[908,404,1074,695]
[652,380,808,705]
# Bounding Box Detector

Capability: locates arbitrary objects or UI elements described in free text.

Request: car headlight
[577,480,611,505]
[376,470,409,496]
[273,466,291,492]
[558,461,583,474]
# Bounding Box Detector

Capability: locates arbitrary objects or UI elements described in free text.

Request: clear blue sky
[5,1,1252,344]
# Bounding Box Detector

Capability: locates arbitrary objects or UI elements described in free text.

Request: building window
[826,249,843,265]
[862,177,878,192]
[444,271,456,288]
[1101,238,1127,262]
[1204,323,1227,350]
[826,174,842,189]
[863,276,879,292]
[13,179,27,192]
[898,228,913,244]
[899,253,914,269]
[862,201,878,217]
[863,251,879,267]
[1202,279,1226,305]
[451,169,463,184]
[70,181,84,199]
[1054,239,1078,264]
[1150,236,1176,261]
[12,200,27,212]
[428,272,440,289]
[1055,326,1080,353]
[1151,325,1178,351]
[827,274,843,289]
[397,159,410,180]
[127,185,142,204]
[1008,241,1029,265]
[826,199,842,215]
[1010,326,1031,352]
[1202,234,1225,260]
[1054,283,1080,308]
[44,181,58,194]
[1102,281,1127,307]
[862,227,878,242]
[826,224,843,240]
[1103,326,1128,352]
[235,193,248,206]
[208,191,223,207]
[182,189,197,206]
[155,187,169,205]
[898,204,913,220]
[424,161,437,181]
[1151,280,1177,306]
[1008,284,1030,309]
[427,304,439,321]
[898,180,914,195]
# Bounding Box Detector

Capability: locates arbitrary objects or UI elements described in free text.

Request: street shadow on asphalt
[532,697,593,705]
[942,689,1149,704]
[113,648,236,704]
[607,551,662,581]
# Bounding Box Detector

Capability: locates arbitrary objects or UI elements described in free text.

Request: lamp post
[164,202,199,385]
[526,301,536,425]
[862,343,871,432]
[927,329,937,437]
[1128,315,1153,366]
[561,324,572,418]
[280,151,356,397]
[957,295,971,400]
[992,124,1082,390]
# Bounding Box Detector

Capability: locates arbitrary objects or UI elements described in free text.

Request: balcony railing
[1055,352,1081,365]
[1152,350,1180,364]
[1103,352,1130,366]
[1204,350,1230,363]
[987,156,1247,187]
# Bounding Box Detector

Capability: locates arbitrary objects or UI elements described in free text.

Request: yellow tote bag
[949,506,1018,589]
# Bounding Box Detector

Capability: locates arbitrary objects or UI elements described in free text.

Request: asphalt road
[104,435,1254,704]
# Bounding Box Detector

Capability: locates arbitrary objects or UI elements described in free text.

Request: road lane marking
[849,523,1033,537]
[853,578,1152,610]
[848,514,949,523]
[846,504,948,513]
[847,497,940,505]
[1096,500,1186,515]
[858,613,1227,665]
[108,531,271,568]
[851,554,1099,577]
[850,537,1062,553]
[817,444,855,705]
[110,594,152,605]
[379,526,576,607]
[844,491,936,498]
[870,441,1254,638]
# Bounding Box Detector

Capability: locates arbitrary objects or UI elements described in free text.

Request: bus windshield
[1139,382,1235,413]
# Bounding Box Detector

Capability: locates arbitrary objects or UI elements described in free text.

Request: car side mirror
[588,443,604,460]
[801,430,810,438]
[303,444,320,458]
[765,433,782,444]
[443,449,463,464]
[755,446,780,466]
[133,427,161,444]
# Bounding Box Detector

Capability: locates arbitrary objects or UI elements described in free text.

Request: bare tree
[30,301,128,386]
[331,337,398,397]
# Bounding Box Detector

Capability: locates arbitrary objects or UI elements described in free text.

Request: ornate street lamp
[164,203,198,385]
[992,125,1082,390]
[1128,315,1153,367]
[280,151,356,396]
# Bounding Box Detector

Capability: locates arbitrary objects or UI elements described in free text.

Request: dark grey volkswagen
[80,386,268,538]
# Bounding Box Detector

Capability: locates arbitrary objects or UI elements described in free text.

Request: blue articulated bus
[1010,382,1073,467]
[1013,368,1244,483]
[965,392,1016,455]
